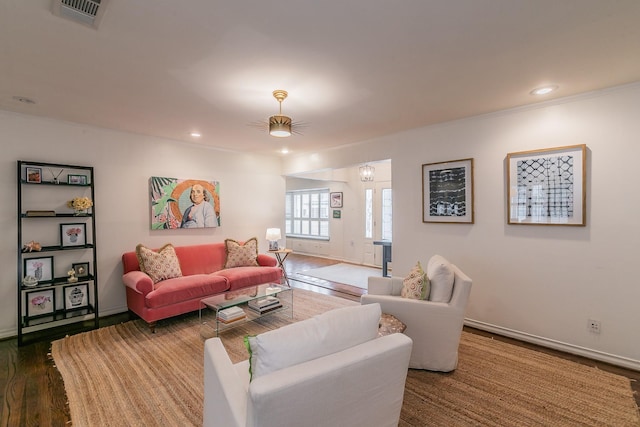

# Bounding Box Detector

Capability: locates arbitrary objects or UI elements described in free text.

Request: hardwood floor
[1,253,638,426]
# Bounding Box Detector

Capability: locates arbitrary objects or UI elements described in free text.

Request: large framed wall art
[422,158,474,224]
[506,144,586,226]
[150,177,221,230]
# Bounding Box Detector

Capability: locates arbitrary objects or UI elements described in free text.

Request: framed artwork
[26,167,42,183]
[149,176,220,230]
[330,192,343,208]
[507,144,586,226]
[64,283,89,311]
[72,262,90,278]
[26,289,55,317]
[333,210,341,219]
[24,256,54,283]
[422,158,474,223]
[67,174,87,185]
[60,223,87,247]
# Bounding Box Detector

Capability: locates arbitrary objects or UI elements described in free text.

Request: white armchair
[203,303,413,427]
[361,256,472,372]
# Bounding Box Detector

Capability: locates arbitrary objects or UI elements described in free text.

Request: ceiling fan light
[269,115,292,137]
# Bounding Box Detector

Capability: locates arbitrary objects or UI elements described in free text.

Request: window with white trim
[285,189,330,239]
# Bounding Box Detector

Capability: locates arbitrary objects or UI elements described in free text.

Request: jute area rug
[51,289,640,427]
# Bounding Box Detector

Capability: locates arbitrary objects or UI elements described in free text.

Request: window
[381,188,392,241]
[285,189,330,239]
[364,188,373,239]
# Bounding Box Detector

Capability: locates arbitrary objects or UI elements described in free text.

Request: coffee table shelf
[199,283,293,336]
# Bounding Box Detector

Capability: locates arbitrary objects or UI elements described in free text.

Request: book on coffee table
[217,306,246,322]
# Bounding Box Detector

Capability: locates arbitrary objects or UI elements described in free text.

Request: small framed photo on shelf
[26,289,55,317]
[72,262,90,278]
[24,256,54,283]
[63,283,89,311]
[60,223,87,247]
[506,144,586,226]
[422,158,474,224]
[26,167,42,183]
[67,174,87,185]
[330,192,343,208]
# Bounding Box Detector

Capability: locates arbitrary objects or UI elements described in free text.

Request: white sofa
[361,256,472,372]
[203,303,413,427]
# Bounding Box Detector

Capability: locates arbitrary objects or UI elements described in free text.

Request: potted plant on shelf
[67,197,93,216]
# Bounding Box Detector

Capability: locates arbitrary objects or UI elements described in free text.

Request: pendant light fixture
[269,90,292,137]
[359,164,375,182]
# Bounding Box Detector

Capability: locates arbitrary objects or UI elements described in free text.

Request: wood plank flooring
[1,253,637,426]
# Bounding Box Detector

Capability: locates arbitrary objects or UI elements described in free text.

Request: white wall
[282,83,640,370]
[1,111,284,338]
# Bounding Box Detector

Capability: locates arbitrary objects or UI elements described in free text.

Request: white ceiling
[2,0,640,156]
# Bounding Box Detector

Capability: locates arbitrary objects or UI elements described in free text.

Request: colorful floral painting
[26,289,55,317]
[150,177,220,230]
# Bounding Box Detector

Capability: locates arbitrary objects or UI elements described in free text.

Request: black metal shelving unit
[17,160,99,345]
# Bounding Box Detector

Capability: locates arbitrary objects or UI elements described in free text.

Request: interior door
[362,181,392,267]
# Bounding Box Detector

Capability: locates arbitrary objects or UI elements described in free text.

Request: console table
[373,240,392,277]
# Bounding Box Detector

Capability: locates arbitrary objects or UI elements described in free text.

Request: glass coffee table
[199,283,293,337]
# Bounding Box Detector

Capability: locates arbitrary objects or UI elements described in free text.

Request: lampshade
[269,115,292,137]
[265,228,282,241]
[359,164,375,182]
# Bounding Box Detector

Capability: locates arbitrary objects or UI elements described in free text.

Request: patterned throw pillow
[224,237,259,268]
[135,243,183,284]
[401,261,429,300]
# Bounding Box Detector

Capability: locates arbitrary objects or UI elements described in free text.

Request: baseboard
[465,319,640,372]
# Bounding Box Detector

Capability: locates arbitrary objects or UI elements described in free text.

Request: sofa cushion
[427,254,455,303]
[245,303,381,380]
[224,238,259,268]
[401,261,429,300]
[145,274,229,308]
[136,243,183,284]
[215,266,282,291]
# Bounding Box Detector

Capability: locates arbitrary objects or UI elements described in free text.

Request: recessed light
[190,132,201,138]
[12,96,36,104]
[530,85,558,96]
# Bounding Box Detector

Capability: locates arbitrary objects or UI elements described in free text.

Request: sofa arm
[257,253,277,267]
[204,338,247,427]
[122,271,154,295]
[368,276,403,296]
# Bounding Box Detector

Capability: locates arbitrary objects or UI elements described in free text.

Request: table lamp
[265,228,282,251]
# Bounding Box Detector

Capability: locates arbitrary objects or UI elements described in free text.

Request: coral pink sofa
[121,243,282,331]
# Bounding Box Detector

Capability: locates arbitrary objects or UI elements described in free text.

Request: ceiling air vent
[52,0,109,29]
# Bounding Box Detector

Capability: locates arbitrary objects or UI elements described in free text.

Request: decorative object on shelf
[24,256,54,283]
[26,167,42,183]
[67,196,93,215]
[47,168,64,184]
[25,210,55,217]
[68,174,87,185]
[64,283,89,311]
[506,144,587,226]
[67,268,78,283]
[22,275,38,287]
[60,223,86,247]
[265,228,281,251]
[72,262,90,278]
[26,289,55,317]
[359,164,375,182]
[149,176,220,230]
[422,158,475,224]
[330,192,343,208]
[22,240,42,252]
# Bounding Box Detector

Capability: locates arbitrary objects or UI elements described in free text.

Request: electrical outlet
[588,319,601,334]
